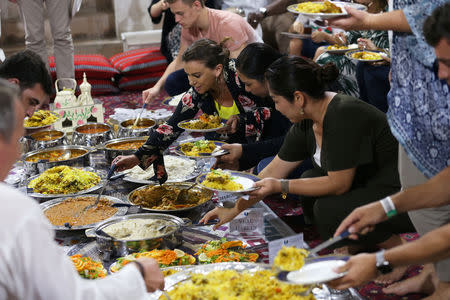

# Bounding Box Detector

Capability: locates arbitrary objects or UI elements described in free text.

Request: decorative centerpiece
[51,73,104,133]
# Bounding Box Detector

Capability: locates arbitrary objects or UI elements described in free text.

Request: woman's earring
[299,108,305,115]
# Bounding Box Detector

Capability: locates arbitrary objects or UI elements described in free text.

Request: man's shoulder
[208,8,247,24]
[0,183,40,216]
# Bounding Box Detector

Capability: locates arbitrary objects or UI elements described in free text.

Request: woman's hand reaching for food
[199,206,241,230]
[142,85,162,104]
[248,178,281,201]
[214,144,242,170]
[112,155,140,172]
[217,115,240,135]
[357,38,377,51]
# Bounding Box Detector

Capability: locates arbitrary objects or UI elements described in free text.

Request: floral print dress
[134,59,272,183]
[316,29,389,97]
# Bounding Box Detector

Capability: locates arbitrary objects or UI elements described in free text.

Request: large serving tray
[26,169,104,199]
[126,182,214,213]
[123,156,202,185]
[40,194,128,231]
[149,262,333,300]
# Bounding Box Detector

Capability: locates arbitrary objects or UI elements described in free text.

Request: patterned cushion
[49,55,119,80]
[109,47,167,75]
[118,71,165,91]
[76,78,119,96]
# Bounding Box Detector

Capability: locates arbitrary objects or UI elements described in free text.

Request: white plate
[24,111,61,130]
[287,1,366,19]
[345,50,387,62]
[196,170,260,194]
[177,120,225,133]
[324,44,358,54]
[286,259,346,285]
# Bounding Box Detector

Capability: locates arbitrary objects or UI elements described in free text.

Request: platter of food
[26,165,103,199]
[149,262,312,300]
[24,110,60,129]
[127,182,214,213]
[174,140,228,158]
[40,194,128,230]
[177,114,225,133]
[287,1,366,19]
[70,254,107,279]
[23,147,88,163]
[123,155,202,184]
[345,50,386,62]
[196,169,260,193]
[324,43,358,54]
[195,238,259,264]
[110,249,196,273]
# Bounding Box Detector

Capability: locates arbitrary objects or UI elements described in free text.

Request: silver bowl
[85,213,185,257]
[29,129,67,151]
[72,123,114,146]
[40,194,128,231]
[100,136,148,164]
[22,145,91,176]
[117,118,156,138]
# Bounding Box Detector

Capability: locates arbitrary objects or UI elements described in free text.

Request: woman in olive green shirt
[202,56,413,262]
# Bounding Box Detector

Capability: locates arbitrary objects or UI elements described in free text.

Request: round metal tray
[123,156,202,185]
[40,194,128,230]
[26,170,104,199]
[126,182,213,213]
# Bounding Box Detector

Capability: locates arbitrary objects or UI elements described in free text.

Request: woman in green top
[202,56,413,261]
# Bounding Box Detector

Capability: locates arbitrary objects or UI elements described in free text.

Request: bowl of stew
[117,118,156,138]
[22,145,91,175]
[72,123,114,146]
[102,136,148,164]
[30,129,67,151]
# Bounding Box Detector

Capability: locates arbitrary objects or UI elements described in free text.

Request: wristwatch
[259,7,268,18]
[375,250,393,274]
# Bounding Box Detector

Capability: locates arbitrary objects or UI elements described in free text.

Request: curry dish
[44,196,117,227]
[24,110,59,128]
[25,149,87,163]
[351,51,383,60]
[179,114,222,130]
[161,270,312,300]
[273,246,309,271]
[292,1,342,13]
[180,140,216,156]
[76,125,109,134]
[106,140,146,150]
[129,185,210,210]
[32,130,64,142]
[202,169,243,191]
[28,165,101,194]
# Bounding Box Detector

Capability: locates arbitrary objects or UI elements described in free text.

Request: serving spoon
[132,103,147,128]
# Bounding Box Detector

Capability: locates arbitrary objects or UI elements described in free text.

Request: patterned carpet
[97,91,426,300]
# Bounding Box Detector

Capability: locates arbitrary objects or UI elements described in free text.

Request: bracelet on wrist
[133,261,146,279]
[280,179,289,200]
[380,196,397,218]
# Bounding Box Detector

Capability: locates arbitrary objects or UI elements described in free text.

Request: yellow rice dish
[202,169,243,191]
[274,246,309,271]
[180,140,217,156]
[351,51,382,60]
[28,165,101,194]
[292,1,342,13]
[161,270,313,300]
[327,44,348,50]
[24,110,59,128]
